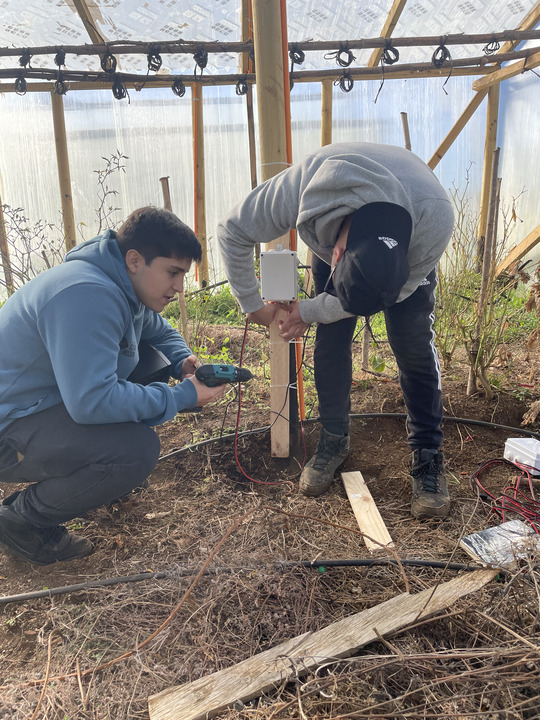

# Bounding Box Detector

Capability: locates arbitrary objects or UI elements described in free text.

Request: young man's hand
[247,304,277,327]
[185,376,226,406]
[181,354,200,379]
[277,302,309,341]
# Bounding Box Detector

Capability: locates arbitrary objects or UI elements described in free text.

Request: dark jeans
[312,253,443,450]
[0,404,160,527]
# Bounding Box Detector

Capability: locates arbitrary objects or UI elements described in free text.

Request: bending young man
[0,207,224,565]
[217,142,454,519]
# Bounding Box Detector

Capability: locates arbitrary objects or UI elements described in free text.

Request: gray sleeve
[298,294,355,324]
[217,166,301,313]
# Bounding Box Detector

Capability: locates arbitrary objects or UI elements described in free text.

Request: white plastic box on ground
[503,438,540,476]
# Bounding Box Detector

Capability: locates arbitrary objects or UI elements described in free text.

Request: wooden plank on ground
[148,569,497,720]
[342,471,394,551]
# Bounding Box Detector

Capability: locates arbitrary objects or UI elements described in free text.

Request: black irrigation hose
[158,413,540,461]
[0,558,485,606]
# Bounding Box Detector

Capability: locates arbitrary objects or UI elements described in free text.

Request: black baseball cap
[331,202,412,316]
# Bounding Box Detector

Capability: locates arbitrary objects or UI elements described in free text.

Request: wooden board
[148,569,497,720]
[342,471,394,551]
[496,222,540,276]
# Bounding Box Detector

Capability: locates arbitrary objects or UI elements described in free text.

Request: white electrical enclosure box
[504,437,540,475]
[260,249,299,302]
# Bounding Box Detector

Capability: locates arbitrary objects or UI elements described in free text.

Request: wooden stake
[476,84,500,269]
[0,194,14,296]
[50,91,76,251]
[400,111,411,150]
[252,0,290,457]
[191,83,209,289]
[148,569,498,720]
[472,48,540,92]
[342,471,394,551]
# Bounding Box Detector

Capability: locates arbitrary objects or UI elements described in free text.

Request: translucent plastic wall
[0,70,538,285]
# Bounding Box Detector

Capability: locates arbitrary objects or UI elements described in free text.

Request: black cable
[100,51,117,74]
[0,557,486,606]
[171,78,186,97]
[158,413,540,462]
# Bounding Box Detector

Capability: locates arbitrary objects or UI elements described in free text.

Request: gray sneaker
[0,505,94,565]
[300,428,350,497]
[411,449,450,519]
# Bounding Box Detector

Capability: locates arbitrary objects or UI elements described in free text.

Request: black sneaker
[299,428,350,497]
[411,449,450,519]
[0,506,94,565]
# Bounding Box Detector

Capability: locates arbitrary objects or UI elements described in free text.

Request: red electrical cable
[469,458,540,532]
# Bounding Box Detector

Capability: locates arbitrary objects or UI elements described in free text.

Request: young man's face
[126,251,192,312]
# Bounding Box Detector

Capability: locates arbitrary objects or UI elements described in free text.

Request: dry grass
[0,327,539,719]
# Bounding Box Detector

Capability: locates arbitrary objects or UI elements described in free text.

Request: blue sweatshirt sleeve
[37,284,198,425]
[139,309,192,379]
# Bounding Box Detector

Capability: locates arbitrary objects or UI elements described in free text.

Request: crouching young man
[0,206,224,565]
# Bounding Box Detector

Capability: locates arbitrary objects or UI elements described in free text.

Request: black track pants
[0,404,160,527]
[312,253,443,449]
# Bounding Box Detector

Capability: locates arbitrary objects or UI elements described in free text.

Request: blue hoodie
[0,230,198,432]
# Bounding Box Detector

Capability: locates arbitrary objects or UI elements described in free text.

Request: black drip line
[147,44,162,72]
[172,78,186,97]
[289,45,305,90]
[334,70,354,92]
[100,50,117,74]
[111,75,129,101]
[374,41,399,103]
[235,77,248,95]
[14,74,27,95]
[193,48,208,78]
[432,37,453,94]
[324,44,356,67]
[483,37,501,55]
[18,48,31,68]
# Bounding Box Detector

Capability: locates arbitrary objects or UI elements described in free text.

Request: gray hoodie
[217,142,454,324]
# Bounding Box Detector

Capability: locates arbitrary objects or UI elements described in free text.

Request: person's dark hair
[116,206,202,264]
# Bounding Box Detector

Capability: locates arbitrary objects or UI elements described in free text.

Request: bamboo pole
[476,84,500,269]
[0,194,14,296]
[2,30,539,60]
[191,83,209,288]
[400,111,411,150]
[160,176,189,343]
[50,91,76,251]
[428,89,488,169]
[252,0,290,458]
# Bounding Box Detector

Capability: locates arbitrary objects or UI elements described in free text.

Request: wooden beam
[2,30,539,60]
[498,2,540,54]
[496,222,540,276]
[342,471,394,552]
[476,85,500,258]
[427,88,488,169]
[68,0,105,44]
[472,48,540,91]
[368,0,409,68]
[148,569,498,720]
[252,0,290,458]
[50,91,76,251]
[191,83,209,288]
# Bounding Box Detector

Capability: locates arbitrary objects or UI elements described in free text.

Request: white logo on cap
[379,236,398,249]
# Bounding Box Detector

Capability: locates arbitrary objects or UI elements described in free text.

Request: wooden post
[321,78,333,147]
[191,83,209,289]
[252,0,290,457]
[476,84,500,270]
[160,176,189,343]
[428,89,488,169]
[0,194,14,296]
[50,91,76,251]
[400,111,411,150]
